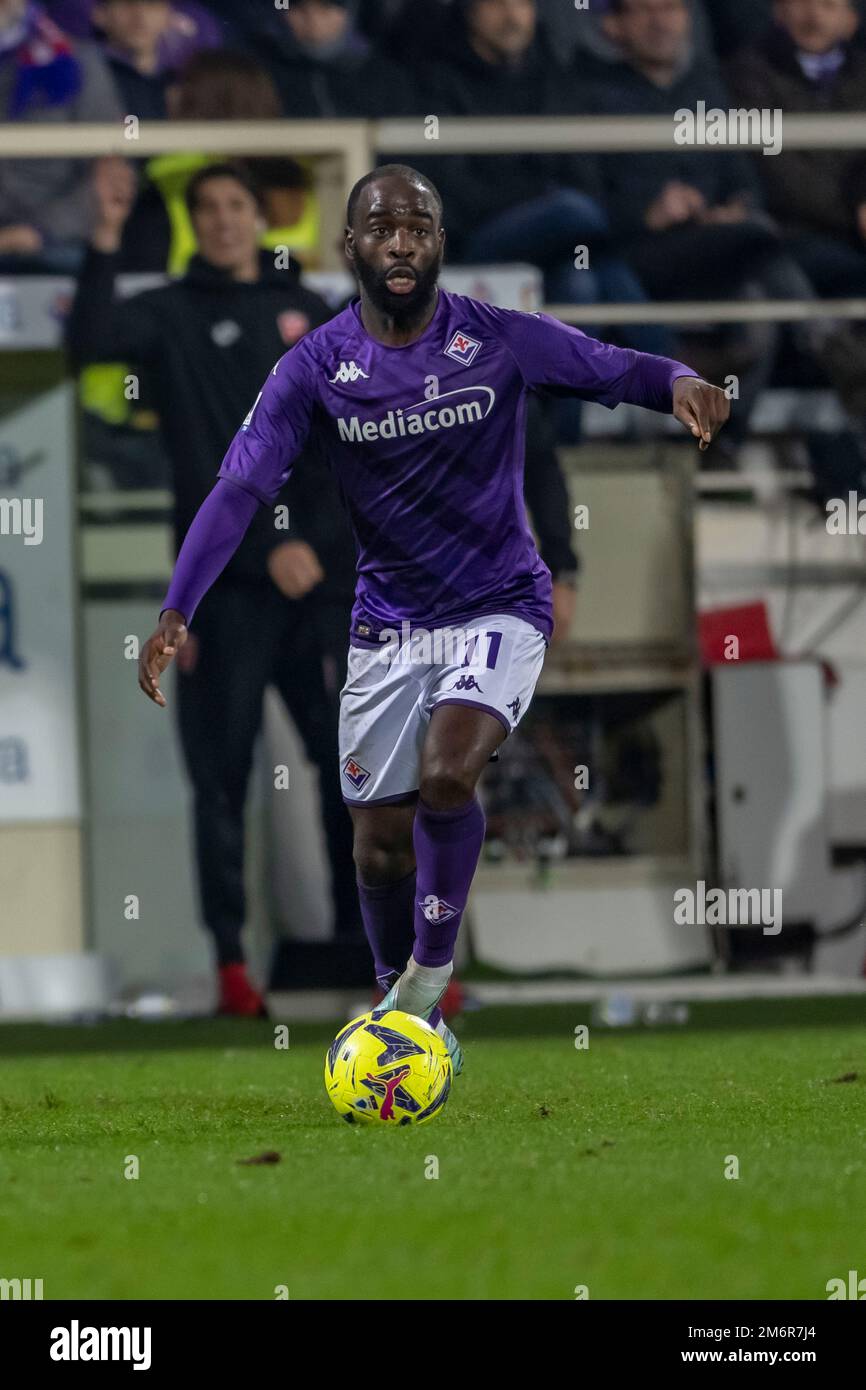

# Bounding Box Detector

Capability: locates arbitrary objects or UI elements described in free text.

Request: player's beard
[353,249,442,327]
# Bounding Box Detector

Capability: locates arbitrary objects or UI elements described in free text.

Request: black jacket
[414,32,602,254]
[727,26,866,241]
[579,56,763,242]
[66,247,353,589]
[248,15,415,118]
[107,59,172,122]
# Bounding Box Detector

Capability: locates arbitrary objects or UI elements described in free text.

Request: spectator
[705,0,866,59]
[67,158,361,1014]
[366,0,463,64]
[728,0,866,296]
[418,0,674,362]
[581,0,766,248]
[91,0,176,119]
[168,44,279,120]
[48,0,227,64]
[0,0,120,270]
[544,0,719,71]
[252,157,321,270]
[583,0,866,451]
[120,50,320,273]
[249,0,414,118]
[702,0,775,58]
[78,48,321,494]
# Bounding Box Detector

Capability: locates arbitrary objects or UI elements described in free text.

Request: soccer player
[139,163,729,1069]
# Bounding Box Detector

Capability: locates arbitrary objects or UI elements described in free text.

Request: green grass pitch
[1,1002,865,1300]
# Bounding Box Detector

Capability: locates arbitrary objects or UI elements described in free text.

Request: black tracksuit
[66,248,360,962]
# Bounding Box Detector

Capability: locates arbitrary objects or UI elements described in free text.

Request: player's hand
[267,541,324,599]
[673,376,730,451]
[0,223,44,255]
[138,609,188,707]
[90,156,137,252]
[551,580,577,644]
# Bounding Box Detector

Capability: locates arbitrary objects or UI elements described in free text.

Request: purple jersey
[217,291,696,642]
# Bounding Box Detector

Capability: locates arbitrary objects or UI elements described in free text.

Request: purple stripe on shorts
[432,698,512,735]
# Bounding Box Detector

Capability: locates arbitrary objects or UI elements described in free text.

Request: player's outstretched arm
[672,376,731,451]
[137,476,261,708]
[484,306,732,449]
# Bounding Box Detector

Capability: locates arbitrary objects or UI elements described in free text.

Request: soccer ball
[324,1008,452,1126]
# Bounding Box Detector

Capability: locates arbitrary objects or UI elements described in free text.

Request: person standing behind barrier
[67,157,361,1015]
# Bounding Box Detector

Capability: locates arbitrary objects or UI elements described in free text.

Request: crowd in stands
[4,0,866,462]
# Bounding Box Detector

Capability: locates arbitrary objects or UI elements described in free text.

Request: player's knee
[353,836,414,887]
[418,763,476,812]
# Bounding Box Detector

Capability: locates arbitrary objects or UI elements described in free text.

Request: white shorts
[338,612,547,805]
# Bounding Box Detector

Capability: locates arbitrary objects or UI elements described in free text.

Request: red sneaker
[218,963,267,1018]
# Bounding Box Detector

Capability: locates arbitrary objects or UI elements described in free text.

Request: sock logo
[419,895,458,924]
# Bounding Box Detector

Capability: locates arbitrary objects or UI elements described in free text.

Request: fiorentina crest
[444,330,482,366]
[342,757,371,791]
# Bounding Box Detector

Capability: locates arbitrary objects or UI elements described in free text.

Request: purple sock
[357,869,417,993]
[412,796,486,969]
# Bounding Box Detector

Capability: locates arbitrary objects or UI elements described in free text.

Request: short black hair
[185,162,265,216]
[346,164,443,227]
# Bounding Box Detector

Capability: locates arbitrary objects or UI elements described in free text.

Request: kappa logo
[342,757,371,791]
[329,360,370,384]
[241,391,262,429]
[419,895,458,924]
[444,330,482,366]
[451,674,484,693]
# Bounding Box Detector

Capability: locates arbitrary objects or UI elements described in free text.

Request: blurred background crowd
[3,0,866,469]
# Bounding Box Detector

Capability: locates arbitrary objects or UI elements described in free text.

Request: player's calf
[350,802,416,887]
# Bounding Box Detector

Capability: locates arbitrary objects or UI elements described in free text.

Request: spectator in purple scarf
[46,0,226,65]
[0,0,120,269]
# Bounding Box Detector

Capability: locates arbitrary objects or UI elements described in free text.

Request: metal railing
[5,112,866,157]
[3,113,866,320]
